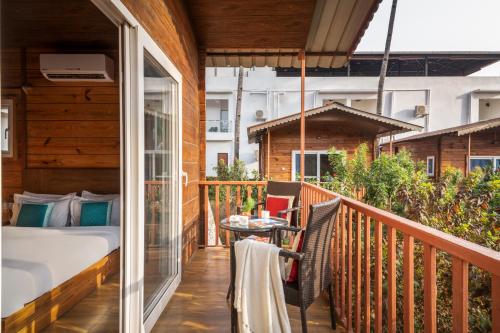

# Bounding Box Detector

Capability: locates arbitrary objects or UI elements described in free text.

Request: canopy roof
[390,117,500,144]
[187,0,381,68]
[248,102,422,143]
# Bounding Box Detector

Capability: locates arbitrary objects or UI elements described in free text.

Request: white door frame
[92,1,183,332]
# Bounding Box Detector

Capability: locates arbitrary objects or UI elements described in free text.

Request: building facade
[205,53,500,176]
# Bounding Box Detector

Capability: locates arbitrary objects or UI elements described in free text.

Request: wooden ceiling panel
[186,0,316,49]
[1,0,117,50]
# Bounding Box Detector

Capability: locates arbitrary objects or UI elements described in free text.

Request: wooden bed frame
[1,249,120,333]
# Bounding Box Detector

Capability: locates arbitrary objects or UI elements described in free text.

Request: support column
[299,50,306,183]
[267,129,271,179]
[389,131,393,156]
[465,134,471,176]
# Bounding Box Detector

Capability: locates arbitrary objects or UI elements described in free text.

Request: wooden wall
[1,47,120,219]
[262,122,375,181]
[391,128,500,175]
[122,0,201,263]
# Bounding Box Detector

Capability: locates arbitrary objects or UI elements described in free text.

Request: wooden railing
[200,180,267,247]
[199,180,500,331]
[302,182,500,333]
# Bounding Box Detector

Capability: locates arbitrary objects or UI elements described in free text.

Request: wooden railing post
[347,208,353,331]
[403,235,415,333]
[204,185,209,247]
[355,212,362,333]
[215,185,220,246]
[364,216,371,333]
[387,226,397,333]
[452,257,469,333]
[340,204,346,321]
[424,244,437,333]
[225,185,231,247]
[374,220,382,333]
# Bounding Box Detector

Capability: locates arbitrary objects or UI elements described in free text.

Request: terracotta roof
[390,117,500,144]
[247,102,423,143]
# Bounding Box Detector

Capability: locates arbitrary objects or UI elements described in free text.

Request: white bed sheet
[2,226,120,317]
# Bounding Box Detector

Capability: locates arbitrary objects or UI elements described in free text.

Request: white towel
[234,239,291,333]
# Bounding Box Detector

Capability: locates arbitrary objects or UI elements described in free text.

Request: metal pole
[389,131,393,156]
[465,134,471,176]
[299,50,306,183]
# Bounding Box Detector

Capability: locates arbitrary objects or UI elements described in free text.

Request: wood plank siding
[261,121,374,181]
[122,0,201,262]
[388,128,500,176]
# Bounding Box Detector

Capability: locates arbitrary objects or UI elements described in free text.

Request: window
[469,156,499,171]
[292,151,332,181]
[217,152,228,166]
[426,156,435,177]
[1,99,14,157]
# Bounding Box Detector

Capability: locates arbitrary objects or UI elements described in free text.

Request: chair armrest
[277,206,301,215]
[279,249,304,261]
[272,225,302,234]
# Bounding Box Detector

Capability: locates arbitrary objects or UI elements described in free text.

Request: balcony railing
[206,120,232,133]
[199,180,500,332]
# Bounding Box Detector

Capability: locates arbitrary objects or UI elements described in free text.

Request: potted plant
[241,197,255,217]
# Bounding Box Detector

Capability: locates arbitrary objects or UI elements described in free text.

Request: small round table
[219,215,288,240]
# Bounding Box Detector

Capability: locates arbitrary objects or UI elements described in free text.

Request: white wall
[205,67,500,175]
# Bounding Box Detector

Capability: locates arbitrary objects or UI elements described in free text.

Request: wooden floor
[43,274,120,333]
[152,248,344,332]
[43,248,343,332]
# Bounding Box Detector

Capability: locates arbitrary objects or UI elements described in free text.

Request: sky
[356,0,500,76]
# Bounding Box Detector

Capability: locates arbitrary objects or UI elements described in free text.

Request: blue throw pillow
[17,203,54,227]
[80,201,112,226]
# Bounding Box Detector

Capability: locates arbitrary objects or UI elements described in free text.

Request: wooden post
[267,129,271,179]
[299,50,306,183]
[465,134,471,176]
[389,131,393,156]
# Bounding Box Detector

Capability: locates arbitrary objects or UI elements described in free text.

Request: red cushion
[286,231,305,283]
[265,196,290,219]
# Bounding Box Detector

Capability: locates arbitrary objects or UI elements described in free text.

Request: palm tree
[233,66,244,161]
[376,0,398,115]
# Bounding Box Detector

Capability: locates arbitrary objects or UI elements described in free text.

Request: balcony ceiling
[186,0,381,68]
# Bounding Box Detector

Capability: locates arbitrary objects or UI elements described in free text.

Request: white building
[205,52,500,176]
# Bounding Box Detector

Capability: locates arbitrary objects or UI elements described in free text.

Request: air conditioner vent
[46,73,107,80]
[414,105,429,118]
[255,109,266,121]
[40,54,114,82]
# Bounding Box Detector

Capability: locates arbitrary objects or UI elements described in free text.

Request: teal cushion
[17,203,54,227]
[80,201,112,226]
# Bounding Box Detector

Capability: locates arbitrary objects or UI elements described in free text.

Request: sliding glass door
[142,51,179,317]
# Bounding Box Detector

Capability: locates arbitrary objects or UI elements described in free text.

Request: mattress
[2,226,120,317]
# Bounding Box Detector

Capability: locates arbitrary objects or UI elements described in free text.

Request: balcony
[206,120,233,141]
[156,180,500,332]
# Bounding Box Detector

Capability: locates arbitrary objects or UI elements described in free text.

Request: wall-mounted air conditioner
[40,54,114,82]
[255,109,267,121]
[414,105,429,118]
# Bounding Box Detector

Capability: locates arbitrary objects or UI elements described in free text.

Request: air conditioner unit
[414,105,429,118]
[255,109,267,121]
[40,54,114,82]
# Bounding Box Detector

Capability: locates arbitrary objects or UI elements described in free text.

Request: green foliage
[242,196,255,213]
[323,144,499,332]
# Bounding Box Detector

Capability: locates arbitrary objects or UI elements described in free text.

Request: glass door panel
[143,51,178,317]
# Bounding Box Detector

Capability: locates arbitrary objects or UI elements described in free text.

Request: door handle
[182,171,188,187]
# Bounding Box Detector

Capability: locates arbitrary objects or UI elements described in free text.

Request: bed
[1,226,120,333]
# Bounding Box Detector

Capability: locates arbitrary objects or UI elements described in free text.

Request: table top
[220,215,288,233]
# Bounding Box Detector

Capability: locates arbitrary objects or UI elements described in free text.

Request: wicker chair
[243,180,302,226]
[274,197,341,332]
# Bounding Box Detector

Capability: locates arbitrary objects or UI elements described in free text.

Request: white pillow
[69,197,113,226]
[23,191,77,199]
[13,193,74,227]
[81,191,120,226]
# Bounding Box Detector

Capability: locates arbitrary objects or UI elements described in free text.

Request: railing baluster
[204,184,209,247]
[341,204,346,321]
[246,185,252,203]
[387,226,397,333]
[335,208,340,308]
[236,186,241,213]
[225,185,231,247]
[215,185,220,246]
[355,211,362,333]
[424,243,437,333]
[364,216,371,333]
[492,275,500,332]
[347,207,353,331]
[257,185,262,216]
[452,257,469,333]
[374,219,382,333]
[404,235,414,333]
